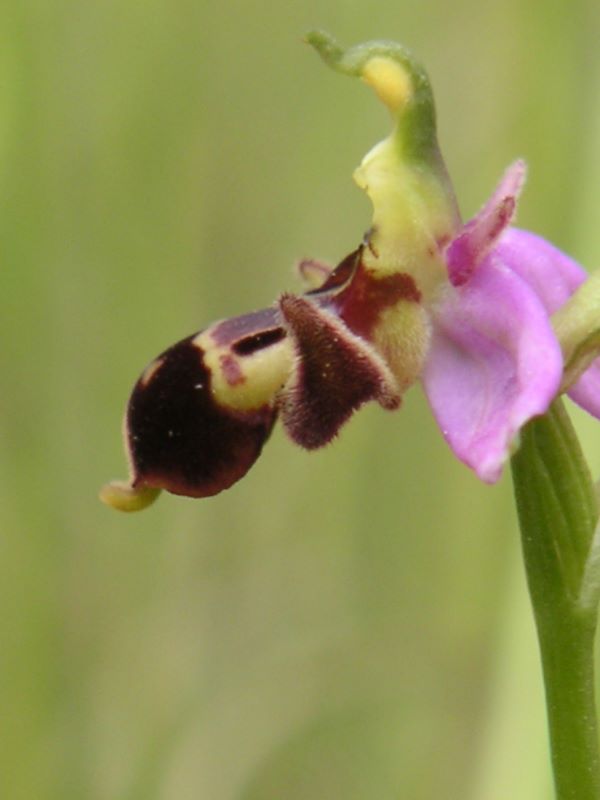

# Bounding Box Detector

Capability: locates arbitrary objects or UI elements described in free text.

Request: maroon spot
[220,353,245,387]
[328,259,421,340]
[487,196,515,243]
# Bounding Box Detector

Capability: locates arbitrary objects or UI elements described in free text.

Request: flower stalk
[511,399,600,799]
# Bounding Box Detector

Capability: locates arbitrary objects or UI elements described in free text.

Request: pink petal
[423,254,563,482]
[567,365,600,419]
[446,161,526,286]
[496,227,600,419]
[494,227,585,310]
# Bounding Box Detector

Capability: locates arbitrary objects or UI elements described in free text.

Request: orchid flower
[101,32,600,512]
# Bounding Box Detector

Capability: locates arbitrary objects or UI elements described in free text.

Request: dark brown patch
[210,308,281,347]
[233,327,285,356]
[307,247,361,296]
[278,294,400,449]
[329,261,421,340]
[127,336,276,498]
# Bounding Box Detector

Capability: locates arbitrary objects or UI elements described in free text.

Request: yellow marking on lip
[362,57,412,114]
[193,330,294,412]
[372,300,430,394]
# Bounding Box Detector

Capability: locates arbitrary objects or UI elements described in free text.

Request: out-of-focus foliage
[2,1,600,798]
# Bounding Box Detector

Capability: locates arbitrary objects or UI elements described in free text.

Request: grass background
[2,1,600,798]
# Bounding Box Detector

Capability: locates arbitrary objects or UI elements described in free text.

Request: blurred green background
[3,1,600,798]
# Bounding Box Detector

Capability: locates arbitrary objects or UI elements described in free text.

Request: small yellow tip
[99,480,161,513]
[361,56,412,113]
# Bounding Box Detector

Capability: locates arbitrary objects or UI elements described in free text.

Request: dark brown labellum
[126,335,276,498]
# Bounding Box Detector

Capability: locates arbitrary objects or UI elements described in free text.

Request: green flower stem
[511,399,600,800]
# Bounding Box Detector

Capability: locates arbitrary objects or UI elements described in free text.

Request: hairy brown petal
[278,294,401,449]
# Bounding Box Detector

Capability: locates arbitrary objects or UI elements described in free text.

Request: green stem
[511,399,600,800]
[536,613,598,799]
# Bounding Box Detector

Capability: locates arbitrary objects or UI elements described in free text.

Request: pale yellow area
[353,136,457,297]
[99,480,161,512]
[361,57,412,114]
[372,300,430,393]
[194,329,294,412]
